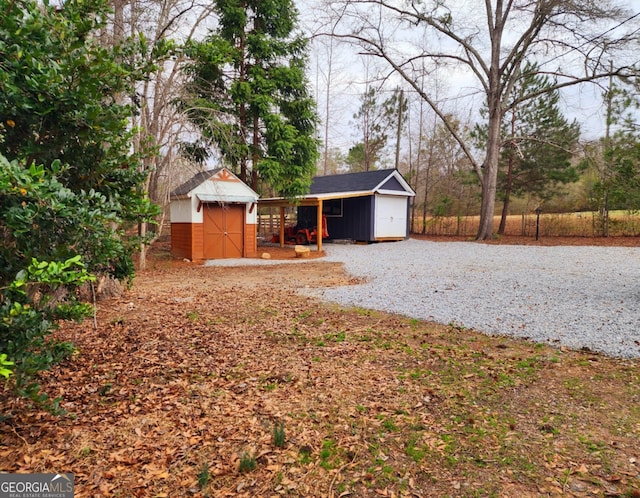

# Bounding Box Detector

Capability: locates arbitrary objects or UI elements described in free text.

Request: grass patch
[273,421,286,448]
[238,452,257,473]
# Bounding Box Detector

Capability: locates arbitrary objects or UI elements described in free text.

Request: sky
[297,0,640,161]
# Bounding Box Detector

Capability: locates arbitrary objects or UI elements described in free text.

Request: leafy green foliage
[0,155,136,285]
[0,354,13,379]
[501,65,580,201]
[181,0,319,199]
[1,256,94,411]
[473,62,580,206]
[0,0,159,281]
[0,0,159,411]
[586,82,640,213]
[348,86,405,172]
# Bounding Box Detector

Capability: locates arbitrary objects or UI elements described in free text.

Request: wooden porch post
[317,199,323,252]
[279,206,285,248]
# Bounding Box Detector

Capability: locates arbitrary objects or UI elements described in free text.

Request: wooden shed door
[203,204,244,259]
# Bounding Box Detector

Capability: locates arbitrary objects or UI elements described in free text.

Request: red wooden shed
[170,168,260,261]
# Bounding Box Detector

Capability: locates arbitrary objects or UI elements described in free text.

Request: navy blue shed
[261,169,415,245]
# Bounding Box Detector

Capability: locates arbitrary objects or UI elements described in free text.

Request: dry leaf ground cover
[1,237,640,497]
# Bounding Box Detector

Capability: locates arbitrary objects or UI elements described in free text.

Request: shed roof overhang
[259,189,412,208]
[196,193,258,204]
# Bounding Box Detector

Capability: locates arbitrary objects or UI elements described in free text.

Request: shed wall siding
[170,223,192,259]
[170,199,194,223]
[245,223,257,257]
[245,203,257,225]
[317,197,373,241]
[191,196,204,224]
[171,222,204,261]
[191,224,204,261]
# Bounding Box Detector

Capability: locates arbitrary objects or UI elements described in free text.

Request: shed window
[322,199,343,217]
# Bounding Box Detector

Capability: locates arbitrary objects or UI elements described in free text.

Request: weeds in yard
[578,434,607,454]
[405,434,425,463]
[320,439,341,469]
[238,451,257,473]
[98,382,112,396]
[197,462,210,489]
[273,421,286,448]
[327,331,346,342]
[353,307,374,316]
[298,445,312,464]
[380,417,398,433]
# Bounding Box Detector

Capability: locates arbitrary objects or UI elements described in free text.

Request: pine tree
[182,0,319,198]
[348,86,406,172]
[474,62,580,234]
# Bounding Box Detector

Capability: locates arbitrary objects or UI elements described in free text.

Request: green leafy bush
[1,257,94,411]
[0,0,159,283]
[0,0,159,413]
[0,354,13,379]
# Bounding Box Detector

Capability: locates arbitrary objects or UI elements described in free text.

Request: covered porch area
[258,197,326,252]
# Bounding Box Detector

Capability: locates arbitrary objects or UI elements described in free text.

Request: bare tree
[102,0,216,268]
[327,0,638,239]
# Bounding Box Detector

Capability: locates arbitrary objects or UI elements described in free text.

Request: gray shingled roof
[309,169,398,195]
[170,168,223,197]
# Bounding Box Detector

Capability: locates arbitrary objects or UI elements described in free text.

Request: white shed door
[374,195,407,239]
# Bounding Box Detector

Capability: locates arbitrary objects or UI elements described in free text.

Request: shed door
[203,204,244,258]
[374,195,407,239]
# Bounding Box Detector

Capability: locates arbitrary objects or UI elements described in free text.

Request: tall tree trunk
[239,33,248,183]
[478,162,498,239]
[601,65,614,237]
[252,113,259,191]
[411,73,426,234]
[477,116,501,239]
[323,37,334,175]
[421,156,431,235]
[477,42,503,240]
[139,219,148,270]
[498,172,512,235]
[476,1,504,240]
[395,89,403,169]
[498,111,516,235]
[112,0,125,45]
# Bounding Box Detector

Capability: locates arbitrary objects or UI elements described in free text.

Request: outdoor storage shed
[261,169,415,246]
[170,168,259,261]
[306,169,415,242]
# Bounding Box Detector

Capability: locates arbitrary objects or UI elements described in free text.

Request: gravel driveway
[304,239,640,359]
